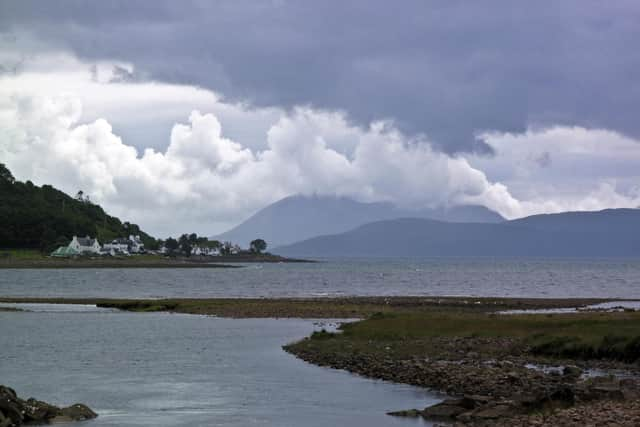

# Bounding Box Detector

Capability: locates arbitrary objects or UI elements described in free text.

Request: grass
[301,310,640,362]
[0,249,46,260]
[2,295,639,361]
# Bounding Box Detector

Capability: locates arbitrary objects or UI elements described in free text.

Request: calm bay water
[1,257,640,299]
[0,308,436,426]
[2,257,640,426]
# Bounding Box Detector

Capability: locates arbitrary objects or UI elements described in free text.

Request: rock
[563,365,583,378]
[60,403,98,421]
[0,385,96,425]
[387,409,421,417]
[23,398,61,422]
[422,399,472,419]
[0,393,23,424]
[471,404,515,419]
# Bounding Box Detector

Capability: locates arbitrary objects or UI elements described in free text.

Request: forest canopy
[0,163,156,252]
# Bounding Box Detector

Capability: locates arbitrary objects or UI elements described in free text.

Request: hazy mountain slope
[507,208,640,234]
[213,195,504,247]
[274,210,640,257]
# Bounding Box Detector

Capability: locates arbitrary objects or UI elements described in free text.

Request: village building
[51,246,80,257]
[128,235,145,253]
[68,236,101,254]
[102,238,130,255]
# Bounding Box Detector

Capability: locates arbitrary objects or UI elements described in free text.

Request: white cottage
[128,235,145,253]
[69,236,101,254]
[102,238,130,255]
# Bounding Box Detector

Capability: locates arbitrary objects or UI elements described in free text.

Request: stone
[387,409,421,417]
[0,385,96,426]
[563,365,583,378]
[422,399,470,419]
[23,398,61,422]
[472,404,515,419]
[60,403,98,421]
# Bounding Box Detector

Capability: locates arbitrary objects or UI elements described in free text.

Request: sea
[2,257,640,426]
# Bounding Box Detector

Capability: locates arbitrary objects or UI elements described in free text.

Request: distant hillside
[507,208,640,234]
[0,163,155,251]
[274,209,640,257]
[214,194,504,247]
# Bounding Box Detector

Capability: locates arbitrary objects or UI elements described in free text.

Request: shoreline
[3,296,640,424]
[0,296,622,318]
[0,254,312,269]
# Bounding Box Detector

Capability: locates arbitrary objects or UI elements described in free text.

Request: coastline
[3,296,640,425]
[0,296,617,318]
[0,254,312,269]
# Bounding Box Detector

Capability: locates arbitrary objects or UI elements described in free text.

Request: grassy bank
[0,296,615,318]
[289,310,640,362]
[283,307,640,424]
[0,251,311,268]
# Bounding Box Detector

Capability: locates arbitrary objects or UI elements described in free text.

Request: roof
[51,246,80,257]
[77,237,97,246]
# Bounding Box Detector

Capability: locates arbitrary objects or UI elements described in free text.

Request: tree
[0,163,15,184]
[178,234,192,257]
[221,241,233,255]
[250,239,267,254]
[164,237,179,255]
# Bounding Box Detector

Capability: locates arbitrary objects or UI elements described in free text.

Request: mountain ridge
[273,209,640,257]
[213,194,504,247]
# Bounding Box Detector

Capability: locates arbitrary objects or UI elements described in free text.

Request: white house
[102,238,130,255]
[68,236,101,254]
[128,235,145,253]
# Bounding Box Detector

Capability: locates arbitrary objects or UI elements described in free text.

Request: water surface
[1,257,640,299]
[0,309,436,426]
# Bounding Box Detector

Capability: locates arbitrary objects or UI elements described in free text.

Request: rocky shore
[0,385,96,425]
[285,315,640,425]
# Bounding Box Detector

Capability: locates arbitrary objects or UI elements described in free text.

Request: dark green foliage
[530,334,640,362]
[310,329,337,340]
[164,237,179,254]
[178,234,192,257]
[0,163,156,252]
[249,238,267,254]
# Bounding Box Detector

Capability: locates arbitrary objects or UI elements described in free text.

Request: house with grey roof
[68,235,101,254]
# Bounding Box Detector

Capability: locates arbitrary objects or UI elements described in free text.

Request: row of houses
[51,235,145,257]
[157,244,231,256]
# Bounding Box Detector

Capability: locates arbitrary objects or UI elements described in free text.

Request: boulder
[387,409,421,417]
[0,385,96,426]
[60,403,98,421]
[562,365,583,378]
[422,398,472,419]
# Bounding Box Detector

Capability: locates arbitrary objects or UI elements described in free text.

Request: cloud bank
[2,1,639,153]
[1,51,639,237]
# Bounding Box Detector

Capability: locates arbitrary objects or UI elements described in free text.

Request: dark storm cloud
[1,0,639,152]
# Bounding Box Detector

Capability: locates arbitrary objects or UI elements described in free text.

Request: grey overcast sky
[1,1,640,236]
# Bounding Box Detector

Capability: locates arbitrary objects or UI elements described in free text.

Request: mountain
[507,208,640,234]
[213,194,504,248]
[274,209,640,257]
[0,163,155,251]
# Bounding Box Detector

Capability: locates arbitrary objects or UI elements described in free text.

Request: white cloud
[469,127,640,217]
[2,48,640,238]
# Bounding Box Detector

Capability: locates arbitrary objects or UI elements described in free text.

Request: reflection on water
[0,309,437,426]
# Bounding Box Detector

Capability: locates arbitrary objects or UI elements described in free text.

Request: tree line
[160,233,267,257]
[0,163,156,252]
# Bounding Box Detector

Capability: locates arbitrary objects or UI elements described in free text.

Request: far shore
[0,253,313,269]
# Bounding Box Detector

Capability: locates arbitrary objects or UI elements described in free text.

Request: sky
[1,1,639,237]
